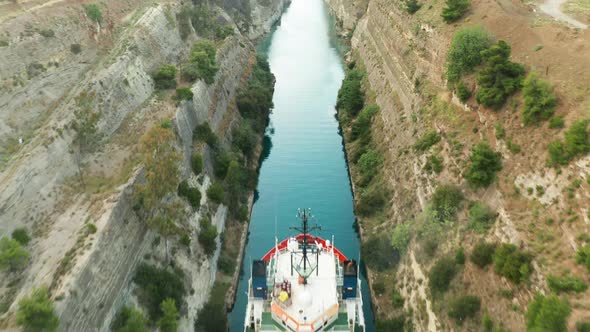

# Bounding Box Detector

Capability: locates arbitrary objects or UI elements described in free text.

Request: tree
[526,293,571,332]
[0,237,30,271]
[191,153,203,175]
[548,120,590,166]
[182,41,218,84]
[336,69,365,116]
[464,142,502,188]
[476,41,525,109]
[471,241,496,268]
[225,160,246,213]
[71,92,102,187]
[158,298,179,332]
[448,295,481,322]
[493,243,533,284]
[198,217,218,256]
[358,149,382,184]
[233,122,257,159]
[133,264,185,320]
[575,245,590,271]
[429,256,457,294]
[351,104,379,141]
[112,307,148,332]
[362,235,400,271]
[206,182,225,204]
[391,223,411,255]
[16,287,59,332]
[84,3,102,23]
[446,25,493,82]
[468,202,496,233]
[441,0,470,23]
[147,199,186,262]
[406,0,422,14]
[135,126,181,215]
[522,72,558,125]
[11,227,31,246]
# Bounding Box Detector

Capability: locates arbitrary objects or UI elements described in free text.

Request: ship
[244,208,365,332]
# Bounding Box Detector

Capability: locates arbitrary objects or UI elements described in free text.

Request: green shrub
[464,142,502,188]
[193,122,218,147]
[373,281,386,296]
[526,293,571,332]
[577,321,590,332]
[457,81,472,102]
[506,139,522,154]
[351,105,379,141]
[471,241,496,268]
[468,202,496,233]
[391,290,404,308]
[424,154,443,173]
[493,243,533,284]
[153,64,177,90]
[455,247,466,264]
[16,287,59,332]
[86,223,97,234]
[575,245,590,271]
[522,72,558,125]
[548,120,590,166]
[414,131,441,152]
[0,237,29,271]
[549,115,565,129]
[358,149,382,184]
[111,306,148,332]
[476,41,525,109]
[84,3,102,22]
[213,150,232,179]
[233,123,257,159]
[39,29,55,38]
[191,154,203,175]
[206,182,224,204]
[215,25,235,39]
[177,6,192,40]
[448,295,481,322]
[375,317,405,331]
[70,43,82,54]
[391,223,411,255]
[356,184,388,216]
[495,123,506,139]
[236,56,275,132]
[547,274,588,293]
[429,256,457,294]
[430,184,464,222]
[406,0,422,14]
[194,282,228,332]
[134,263,185,320]
[177,180,201,209]
[175,87,193,101]
[158,298,178,332]
[362,235,400,271]
[441,0,471,23]
[336,69,365,117]
[218,253,235,274]
[446,25,493,82]
[11,228,31,246]
[182,41,218,84]
[198,217,218,256]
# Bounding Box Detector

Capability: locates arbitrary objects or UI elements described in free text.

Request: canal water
[228,0,375,330]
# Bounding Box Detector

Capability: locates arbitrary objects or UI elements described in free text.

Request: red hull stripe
[261,234,348,263]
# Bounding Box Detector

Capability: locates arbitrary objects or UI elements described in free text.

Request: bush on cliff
[112,306,148,332]
[430,184,463,223]
[406,0,422,14]
[336,69,365,117]
[446,25,493,82]
[198,216,218,256]
[0,237,29,271]
[362,234,400,271]
[522,72,558,125]
[134,264,185,321]
[413,131,440,152]
[351,104,379,141]
[548,120,590,166]
[194,282,228,332]
[493,243,533,284]
[237,56,275,132]
[526,293,571,332]
[182,41,218,84]
[464,142,502,188]
[429,256,457,294]
[471,241,496,268]
[16,287,59,332]
[153,64,177,90]
[441,0,471,23]
[448,295,481,322]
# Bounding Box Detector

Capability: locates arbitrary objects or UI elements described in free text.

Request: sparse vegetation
[549,116,565,129]
[0,237,29,271]
[391,289,404,308]
[430,184,463,222]
[177,180,201,209]
[16,287,59,332]
[194,282,228,332]
[522,72,558,125]
[198,216,218,256]
[493,243,533,284]
[175,87,194,101]
[193,122,218,147]
[476,41,525,109]
[191,154,203,175]
[391,223,411,254]
[448,295,481,322]
[441,0,471,23]
[406,0,422,14]
[153,64,177,90]
[356,183,388,216]
[414,131,441,152]
[464,142,502,188]
[206,182,224,204]
[456,82,472,102]
[134,263,185,321]
[446,25,492,82]
[548,119,590,166]
[39,29,55,38]
[429,256,457,294]
[471,241,496,268]
[526,293,571,332]
[351,105,379,141]
[424,154,443,173]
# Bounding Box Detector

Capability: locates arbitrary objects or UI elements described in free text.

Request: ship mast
[290,208,321,284]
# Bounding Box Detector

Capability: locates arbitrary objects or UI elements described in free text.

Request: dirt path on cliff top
[539,0,588,29]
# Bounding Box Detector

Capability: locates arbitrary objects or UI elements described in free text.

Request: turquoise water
[229,0,375,330]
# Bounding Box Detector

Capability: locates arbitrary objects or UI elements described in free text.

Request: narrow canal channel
[229,0,376,329]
